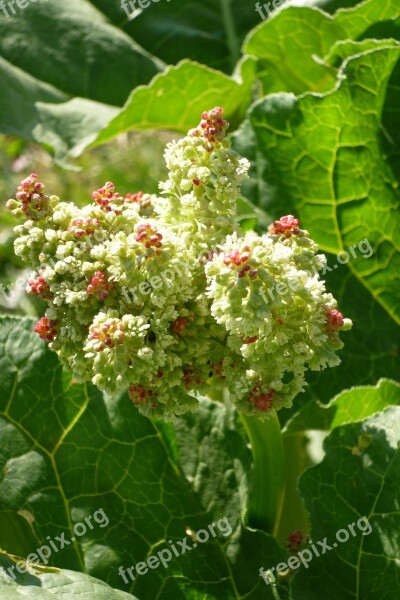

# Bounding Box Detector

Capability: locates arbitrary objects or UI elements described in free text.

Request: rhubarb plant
[0,1,399,599]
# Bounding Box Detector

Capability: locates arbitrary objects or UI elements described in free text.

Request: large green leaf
[0,53,119,164]
[0,1,160,164]
[0,552,138,600]
[0,315,288,599]
[91,0,260,74]
[233,46,400,426]
[231,118,274,226]
[0,2,161,106]
[93,58,256,146]
[244,0,400,95]
[0,0,260,164]
[292,406,400,599]
[250,46,400,325]
[2,0,400,163]
[336,0,400,38]
[244,6,344,94]
[283,378,400,434]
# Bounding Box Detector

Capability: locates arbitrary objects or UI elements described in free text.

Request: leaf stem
[240,412,285,535]
[220,0,240,70]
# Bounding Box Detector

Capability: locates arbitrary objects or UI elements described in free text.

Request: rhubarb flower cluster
[7,108,351,419]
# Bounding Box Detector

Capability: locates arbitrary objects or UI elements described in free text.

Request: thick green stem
[240,413,285,535]
[275,433,310,545]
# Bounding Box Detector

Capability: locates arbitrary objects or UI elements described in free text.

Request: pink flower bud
[269,215,301,238]
[34,317,58,342]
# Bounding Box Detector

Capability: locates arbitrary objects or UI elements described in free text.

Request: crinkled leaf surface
[231,119,274,226]
[250,47,400,325]
[0,316,288,600]
[244,0,400,95]
[2,0,400,163]
[292,406,400,599]
[244,6,344,94]
[234,47,400,427]
[336,0,400,38]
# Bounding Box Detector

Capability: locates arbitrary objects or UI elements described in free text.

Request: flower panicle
[6,108,352,420]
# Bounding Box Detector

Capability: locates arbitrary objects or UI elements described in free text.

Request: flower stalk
[241,412,285,535]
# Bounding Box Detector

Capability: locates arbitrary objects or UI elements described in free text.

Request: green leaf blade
[0,316,286,599]
[294,406,400,599]
[250,47,400,325]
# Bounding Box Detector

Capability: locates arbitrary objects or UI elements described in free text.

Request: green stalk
[220,0,240,70]
[240,412,285,535]
[275,433,310,545]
